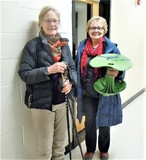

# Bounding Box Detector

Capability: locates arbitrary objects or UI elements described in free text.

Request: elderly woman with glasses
[18,5,77,160]
[76,16,125,160]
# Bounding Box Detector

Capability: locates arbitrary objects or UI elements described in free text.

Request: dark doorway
[99,0,111,38]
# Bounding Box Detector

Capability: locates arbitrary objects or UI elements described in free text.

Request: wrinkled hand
[48,62,67,74]
[107,67,119,78]
[61,79,72,95]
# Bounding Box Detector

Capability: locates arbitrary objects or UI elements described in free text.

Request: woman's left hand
[61,79,72,95]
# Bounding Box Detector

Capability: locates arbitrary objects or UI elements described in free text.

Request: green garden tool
[90,54,133,96]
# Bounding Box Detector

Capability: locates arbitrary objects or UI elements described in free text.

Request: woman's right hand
[47,62,67,74]
[107,67,119,78]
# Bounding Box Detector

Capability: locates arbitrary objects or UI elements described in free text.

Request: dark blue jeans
[83,95,110,153]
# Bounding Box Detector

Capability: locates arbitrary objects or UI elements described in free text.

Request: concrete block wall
[110,0,146,102]
[1,0,146,159]
[1,0,72,159]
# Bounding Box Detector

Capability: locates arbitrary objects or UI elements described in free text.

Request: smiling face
[86,16,108,45]
[41,10,60,36]
[88,20,105,42]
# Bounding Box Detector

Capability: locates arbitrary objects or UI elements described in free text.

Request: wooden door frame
[74,0,100,16]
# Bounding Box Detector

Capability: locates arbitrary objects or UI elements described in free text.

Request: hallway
[66,91,146,160]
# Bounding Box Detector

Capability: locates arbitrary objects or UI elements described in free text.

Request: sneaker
[84,152,93,160]
[100,152,109,160]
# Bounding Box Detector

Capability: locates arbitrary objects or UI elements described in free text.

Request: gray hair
[38,5,60,29]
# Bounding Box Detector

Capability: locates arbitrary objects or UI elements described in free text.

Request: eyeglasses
[89,26,104,32]
[43,19,59,25]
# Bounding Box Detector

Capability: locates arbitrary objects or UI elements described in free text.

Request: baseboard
[122,88,146,109]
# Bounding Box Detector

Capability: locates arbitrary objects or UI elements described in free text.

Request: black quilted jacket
[18,34,77,110]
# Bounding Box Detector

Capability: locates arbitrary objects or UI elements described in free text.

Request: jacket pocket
[25,91,32,108]
[25,85,33,108]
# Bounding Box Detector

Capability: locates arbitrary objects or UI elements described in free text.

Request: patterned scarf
[81,37,105,79]
[46,33,68,62]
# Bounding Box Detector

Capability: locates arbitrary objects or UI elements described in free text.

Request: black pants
[83,95,110,153]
